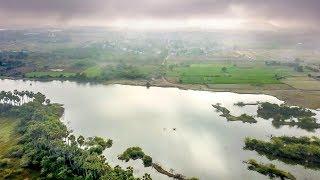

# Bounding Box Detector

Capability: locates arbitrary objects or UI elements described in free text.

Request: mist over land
[1,1,320,180]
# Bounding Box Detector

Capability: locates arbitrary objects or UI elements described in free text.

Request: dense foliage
[118,147,153,167]
[244,136,320,169]
[257,102,319,131]
[0,90,150,179]
[100,64,147,80]
[257,102,315,120]
[0,51,29,77]
[244,159,295,180]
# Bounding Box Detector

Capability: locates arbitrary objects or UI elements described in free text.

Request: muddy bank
[104,79,320,110]
[152,163,186,180]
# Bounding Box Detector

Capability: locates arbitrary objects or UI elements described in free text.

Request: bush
[142,155,153,167]
[0,158,11,168]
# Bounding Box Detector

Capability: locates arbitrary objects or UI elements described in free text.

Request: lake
[0,78,319,180]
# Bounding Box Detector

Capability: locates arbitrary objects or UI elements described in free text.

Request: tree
[142,155,152,167]
[77,135,85,147]
[45,99,51,105]
[221,67,227,73]
[68,134,77,146]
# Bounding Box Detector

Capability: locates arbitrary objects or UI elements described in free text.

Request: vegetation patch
[167,64,291,84]
[119,147,198,180]
[234,101,260,107]
[212,104,257,123]
[257,102,319,131]
[25,71,76,78]
[101,64,148,80]
[0,117,38,179]
[118,147,152,167]
[83,66,103,78]
[244,136,320,169]
[244,159,295,180]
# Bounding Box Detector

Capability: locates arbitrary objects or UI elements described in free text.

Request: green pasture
[166,64,294,84]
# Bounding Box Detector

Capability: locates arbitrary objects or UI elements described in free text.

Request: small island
[234,101,260,107]
[244,136,320,169]
[257,102,319,131]
[212,104,257,123]
[118,147,198,180]
[244,159,296,180]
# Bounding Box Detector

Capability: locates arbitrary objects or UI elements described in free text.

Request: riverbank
[104,78,320,110]
[2,76,320,109]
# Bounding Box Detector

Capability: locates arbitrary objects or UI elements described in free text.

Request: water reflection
[0,79,319,179]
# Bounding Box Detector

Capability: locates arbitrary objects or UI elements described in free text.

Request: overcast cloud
[0,0,319,30]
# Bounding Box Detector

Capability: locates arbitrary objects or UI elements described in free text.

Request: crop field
[166,64,295,84]
[25,71,76,78]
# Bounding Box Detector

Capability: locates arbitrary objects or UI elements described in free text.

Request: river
[0,78,319,179]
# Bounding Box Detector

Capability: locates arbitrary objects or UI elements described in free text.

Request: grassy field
[0,117,38,179]
[83,66,103,78]
[166,64,295,84]
[25,71,76,78]
[0,117,19,156]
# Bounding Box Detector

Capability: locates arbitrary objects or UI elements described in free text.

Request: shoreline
[2,76,320,109]
[103,78,320,110]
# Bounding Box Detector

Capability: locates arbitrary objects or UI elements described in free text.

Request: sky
[0,0,319,30]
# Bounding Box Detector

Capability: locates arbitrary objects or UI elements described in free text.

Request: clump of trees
[258,102,315,120]
[221,67,227,73]
[73,63,148,82]
[0,90,149,179]
[0,90,48,107]
[244,136,320,169]
[118,147,153,167]
[0,50,29,77]
[101,64,147,80]
[257,102,319,131]
[118,147,198,180]
[244,159,296,180]
[212,104,257,123]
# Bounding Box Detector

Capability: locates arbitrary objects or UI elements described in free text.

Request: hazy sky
[1,0,319,30]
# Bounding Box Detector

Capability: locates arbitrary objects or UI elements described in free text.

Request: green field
[25,71,76,78]
[0,117,38,179]
[0,118,18,156]
[167,64,294,84]
[83,66,103,78]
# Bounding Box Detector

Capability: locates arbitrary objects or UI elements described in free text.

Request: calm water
[0,79,320,180]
